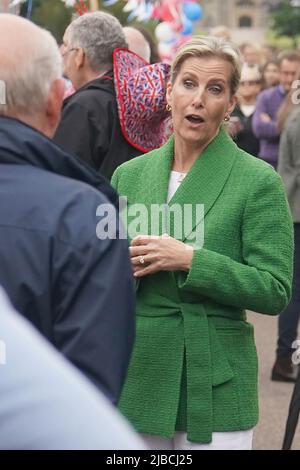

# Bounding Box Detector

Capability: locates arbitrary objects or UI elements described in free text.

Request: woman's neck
[172,133,217,173]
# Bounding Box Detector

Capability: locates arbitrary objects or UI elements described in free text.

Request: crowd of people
[0,9,299,450]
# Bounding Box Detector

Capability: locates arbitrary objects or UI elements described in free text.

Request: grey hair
[68,11,128,72]
[171,36,242,96]
[0,29,62,117]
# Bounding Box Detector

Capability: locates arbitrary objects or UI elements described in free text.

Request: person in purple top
[252,52,300,169]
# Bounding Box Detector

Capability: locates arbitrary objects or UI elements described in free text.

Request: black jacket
[54,73,141,180]
[231,104,260,157]
[0,116,135,404]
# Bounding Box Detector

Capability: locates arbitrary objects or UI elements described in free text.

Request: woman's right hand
[129,234,194,278]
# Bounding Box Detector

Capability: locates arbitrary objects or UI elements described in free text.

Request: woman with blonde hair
[112,36,293,450]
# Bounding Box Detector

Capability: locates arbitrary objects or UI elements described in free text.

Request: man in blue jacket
[0,14,135,405]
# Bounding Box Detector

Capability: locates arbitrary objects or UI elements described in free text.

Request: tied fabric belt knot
[137,301,235,442]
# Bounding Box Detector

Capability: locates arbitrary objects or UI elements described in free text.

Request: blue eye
[209,86,222,94]
[183,80,195,88]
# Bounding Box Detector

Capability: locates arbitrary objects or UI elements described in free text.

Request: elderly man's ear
[74,48,85,70]
[45,79,65,138]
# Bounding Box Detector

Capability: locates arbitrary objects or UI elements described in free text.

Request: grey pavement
[248,311,300,450]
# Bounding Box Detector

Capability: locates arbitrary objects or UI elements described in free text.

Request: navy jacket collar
[0,116,119,207]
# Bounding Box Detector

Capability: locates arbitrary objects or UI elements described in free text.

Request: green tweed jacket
[111,127,293,444]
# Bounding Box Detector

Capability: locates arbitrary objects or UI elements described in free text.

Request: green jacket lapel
[129,137,173,237]
[169,127,239,242]
[133,127,239,241]
[136,136,174,206]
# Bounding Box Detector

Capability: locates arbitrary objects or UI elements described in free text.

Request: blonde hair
[171,36,242,96]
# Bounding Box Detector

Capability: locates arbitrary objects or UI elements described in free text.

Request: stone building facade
[200,0,283,42]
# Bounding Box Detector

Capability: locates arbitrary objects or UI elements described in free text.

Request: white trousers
[142,429,253,450]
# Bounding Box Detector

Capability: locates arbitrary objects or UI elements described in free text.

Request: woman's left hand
[130,234,194,278]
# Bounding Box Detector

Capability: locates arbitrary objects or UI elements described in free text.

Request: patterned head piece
[113,48,172,153]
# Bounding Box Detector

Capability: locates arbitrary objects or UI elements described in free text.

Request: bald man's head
[0,14,45,63]
[0,14,63,137]
[123,27,151,63]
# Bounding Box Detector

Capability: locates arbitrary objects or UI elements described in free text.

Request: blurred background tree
[20,0,72,41]
[270,0,300,48]
[19,0,157,42]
